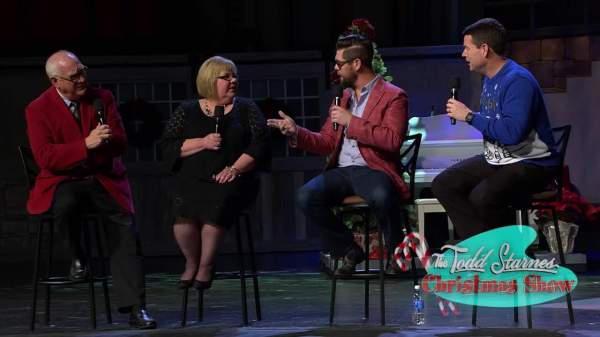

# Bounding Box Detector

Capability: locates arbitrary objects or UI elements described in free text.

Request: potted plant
[532,166,600,254]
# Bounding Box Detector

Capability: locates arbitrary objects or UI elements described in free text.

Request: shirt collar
[352,75,380,99]
[362,75,380,94]
[56,88,74,107]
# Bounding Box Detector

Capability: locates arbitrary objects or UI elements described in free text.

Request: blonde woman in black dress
[161,56,269,289]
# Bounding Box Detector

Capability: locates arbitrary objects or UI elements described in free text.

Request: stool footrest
[216,272,258,280]
[38,276,110,286]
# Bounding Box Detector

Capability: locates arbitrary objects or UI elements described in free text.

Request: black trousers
[432,155,558,239]
[296,166,404,257]
[51,178,145,310]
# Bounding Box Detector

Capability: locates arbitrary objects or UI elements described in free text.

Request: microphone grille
[214,105,225,117]
[335,85,344,98]
[450,77,461,89]
[92,99,103,112]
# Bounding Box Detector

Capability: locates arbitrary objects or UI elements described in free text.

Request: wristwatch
[465,112,474,125]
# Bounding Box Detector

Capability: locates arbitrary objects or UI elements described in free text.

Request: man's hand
[446,98,472,122]
[330,105,352,127]
[85,123,111,149]
[202,133,221,151]
[267,111,297,137]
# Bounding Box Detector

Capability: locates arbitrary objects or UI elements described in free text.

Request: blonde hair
[196,56,238,99]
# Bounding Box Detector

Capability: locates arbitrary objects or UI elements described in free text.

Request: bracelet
[227,166,241,177]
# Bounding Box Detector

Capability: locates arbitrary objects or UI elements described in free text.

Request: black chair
[328,133,422,325]
[181,211,261,326]
[471,125,575,328]
[18,146,112,330]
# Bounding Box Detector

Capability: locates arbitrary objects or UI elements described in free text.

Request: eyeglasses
[216,73,238,82]
[334,59,351,68]
[54,65,88,83]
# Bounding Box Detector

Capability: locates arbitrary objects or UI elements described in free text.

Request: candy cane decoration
[393,232,431,271]
[394,232,460,316]
[437,296,461,316]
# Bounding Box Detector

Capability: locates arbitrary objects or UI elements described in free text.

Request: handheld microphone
[333,86,344,131]
[449,77,460,125]
[214,105,225,133]
[93,99,105,124]
[92,98,108,144]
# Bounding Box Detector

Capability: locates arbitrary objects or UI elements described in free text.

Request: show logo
[424,225,577,307]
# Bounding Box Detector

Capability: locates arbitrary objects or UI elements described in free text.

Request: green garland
[346,18,393,82]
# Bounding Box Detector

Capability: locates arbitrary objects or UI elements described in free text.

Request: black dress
[160,97,269,228]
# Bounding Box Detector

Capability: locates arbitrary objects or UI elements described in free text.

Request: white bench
[414,198,454,241]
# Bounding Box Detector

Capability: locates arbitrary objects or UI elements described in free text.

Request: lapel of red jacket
[79,98,93,136]
[361,77,385,121]
[49,88,84,137]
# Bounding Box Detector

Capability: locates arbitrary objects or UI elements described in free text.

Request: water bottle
[412,284,425,325]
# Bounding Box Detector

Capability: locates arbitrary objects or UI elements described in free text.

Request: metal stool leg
[82,221,97,329]
[198,289,204,322]
[29,218,45,331]
[180,287,189,326]
[93,219,112,324]
[45,220,54,326]
[363,217,370,321]
[235,220,249,325]
[243,213,261,321]
[243,213,262,321]
[329,259,338,325]
[550,209,575,325]
[363,279,369,320]
[471,261,480,326]
[377,224,385,326]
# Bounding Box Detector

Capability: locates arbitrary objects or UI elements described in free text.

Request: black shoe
[335,243,365,276]
[193,267,215,290]
[68,258,88,281]
[193,279,213,290]
[129,307,156,329]
[177,279,193,289]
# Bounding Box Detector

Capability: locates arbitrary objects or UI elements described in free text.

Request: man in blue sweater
[432,18,560,239]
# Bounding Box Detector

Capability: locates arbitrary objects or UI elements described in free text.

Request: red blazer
[296,78,410,200]
[25,86,134,215]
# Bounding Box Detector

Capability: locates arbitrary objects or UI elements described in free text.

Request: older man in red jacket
[268,34,409,274]
[25,50,155,329]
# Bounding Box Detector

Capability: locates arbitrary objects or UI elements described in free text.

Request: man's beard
[340,72,357,89]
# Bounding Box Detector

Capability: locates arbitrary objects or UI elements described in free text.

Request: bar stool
[180,211,261,326]
[328,133,422,325]
[471,125,575,328]
[18,146,112,330]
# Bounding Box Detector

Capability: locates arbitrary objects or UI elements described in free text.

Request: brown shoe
[335,243,365,275]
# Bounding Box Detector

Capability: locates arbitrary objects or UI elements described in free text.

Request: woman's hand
[202,133,222,150]
[213,166,240,184]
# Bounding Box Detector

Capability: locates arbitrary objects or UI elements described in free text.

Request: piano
[406,114,483,184]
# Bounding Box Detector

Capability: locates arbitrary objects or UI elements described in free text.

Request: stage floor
[2,272,600,336]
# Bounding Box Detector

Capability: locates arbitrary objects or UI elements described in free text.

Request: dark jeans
[296,166,403,258]
[51,178,145,310]
[432,155,558,239]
